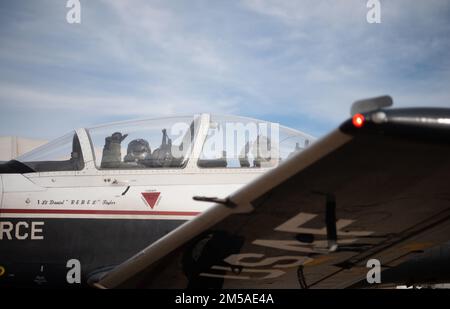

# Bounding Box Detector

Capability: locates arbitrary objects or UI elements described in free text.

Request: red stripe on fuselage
[0,209,200,216]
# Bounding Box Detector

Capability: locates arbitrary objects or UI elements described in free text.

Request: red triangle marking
[142,192,160,209]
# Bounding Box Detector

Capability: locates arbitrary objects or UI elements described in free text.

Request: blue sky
[0,0,449,139]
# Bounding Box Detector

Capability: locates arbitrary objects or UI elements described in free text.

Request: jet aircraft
[1,96,450,289]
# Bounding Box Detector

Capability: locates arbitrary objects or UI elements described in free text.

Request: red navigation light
[352,113,365,128]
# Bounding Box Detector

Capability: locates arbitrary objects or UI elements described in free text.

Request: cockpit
[90,116,197,169]
[4,114,314,173]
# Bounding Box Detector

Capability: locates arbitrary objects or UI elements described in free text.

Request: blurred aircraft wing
[95,107,450,289]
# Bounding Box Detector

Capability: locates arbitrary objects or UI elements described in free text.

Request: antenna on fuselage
[350,95,393,116]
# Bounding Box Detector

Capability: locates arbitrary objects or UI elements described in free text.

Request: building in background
[0,136,47,161]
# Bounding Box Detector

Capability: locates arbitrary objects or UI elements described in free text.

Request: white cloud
[0,82,242,117]
[0,0,449,138]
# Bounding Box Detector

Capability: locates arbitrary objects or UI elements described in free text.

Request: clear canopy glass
[198,115,313,168]
[87,116,200,169]
[15,131,84,172]
[14,114,313,172]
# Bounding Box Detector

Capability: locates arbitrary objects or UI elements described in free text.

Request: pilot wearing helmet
[239,135,279,168]
[101,132,128,168]
[124,139,152,164]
